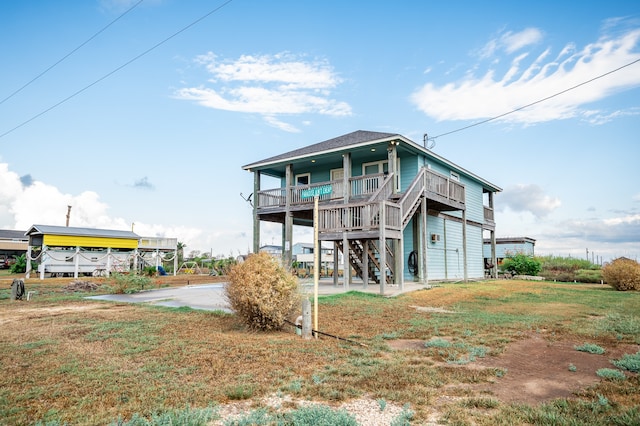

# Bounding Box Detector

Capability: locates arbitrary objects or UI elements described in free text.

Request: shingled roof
[242,130,398,170]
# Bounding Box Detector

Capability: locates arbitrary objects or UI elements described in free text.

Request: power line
[0,0,236,140]
[0,0,144,106]
[429,58,640,141]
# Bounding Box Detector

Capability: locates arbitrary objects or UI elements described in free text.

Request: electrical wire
[427,58,640,141]
[0,0,144,106]
[0,0,236,140]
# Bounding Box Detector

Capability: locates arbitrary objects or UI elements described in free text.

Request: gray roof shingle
[243,130,398,169]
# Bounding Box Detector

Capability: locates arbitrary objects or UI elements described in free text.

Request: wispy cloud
[175,52,352,132]
[499,184,561,218]
[132,176,155,190]
[411,21,640,125]
[556,214,640,244]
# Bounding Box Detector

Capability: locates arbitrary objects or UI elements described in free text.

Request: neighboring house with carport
[25,225,177,279]
[242,130,502,294]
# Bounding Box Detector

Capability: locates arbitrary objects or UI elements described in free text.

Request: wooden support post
[462,209,468,282]
[253,171,261,254]
[379,201,386,295]
[301,299,312,339]
[362,240,369,289]
[74,246,80,279]
[25,245,32,279]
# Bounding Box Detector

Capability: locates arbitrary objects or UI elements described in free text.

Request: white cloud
[175,52,352,132]
[411,24,640,125]
[499,184,561,218]
[555,214,640,244]
[0,162,205,250]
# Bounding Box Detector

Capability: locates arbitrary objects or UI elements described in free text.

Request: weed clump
[226,252,300,331]
[602,258,640,291]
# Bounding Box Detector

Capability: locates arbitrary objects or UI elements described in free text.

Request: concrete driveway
[88,282,231,312]
[87,279,428,312]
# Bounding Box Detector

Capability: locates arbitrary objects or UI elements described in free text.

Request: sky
[1,0,639,262]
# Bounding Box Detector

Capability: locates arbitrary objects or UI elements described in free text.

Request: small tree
[501,252,542,276]
[602,258,640,291]
[226,252,300,331]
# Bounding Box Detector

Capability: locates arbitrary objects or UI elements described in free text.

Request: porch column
[26,245,32,279]
[333,242,339,286]
[342,153,351,202]
[284,165,293,268]
[395,237,404,290]
[106,247,112,277]
[387,141,398,195]
[379,201,387,295]
[252,171,261,254]
[489,192,497,279]
[462,210,468,282]
[420,196,428,284]
[40,245,47,280]
[362,240,369,289]
[173,247,178,276]
[342,236,350,290]
[133,248,139,274]
[74,246,80,279]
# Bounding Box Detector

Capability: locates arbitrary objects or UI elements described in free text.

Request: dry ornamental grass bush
[226,252,301,331]
[602,258,640,291]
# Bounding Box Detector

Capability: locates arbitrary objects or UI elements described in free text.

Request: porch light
[311,159,316,163]
[371,148,376,152]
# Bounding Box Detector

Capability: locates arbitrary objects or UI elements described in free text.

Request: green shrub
[602,258,640,291]
[611,351,640,373]
[109,273,152,294]
[596,368,626,380]
[226,252,300,331]
[143,266,157,277]
[574,269,603,283]
[574,343,605,354]
[501,253,542,276]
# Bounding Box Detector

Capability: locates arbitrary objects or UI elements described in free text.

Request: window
[330,168,344,181]
[295,173,310,186]
[450,171,460,182]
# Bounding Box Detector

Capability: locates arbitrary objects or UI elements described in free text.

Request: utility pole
[66,205,71,226]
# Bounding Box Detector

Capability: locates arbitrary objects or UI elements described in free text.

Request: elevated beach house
[242,130,501,293]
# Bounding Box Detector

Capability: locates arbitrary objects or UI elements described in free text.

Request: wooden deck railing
[484,206,494,222]
[256,168,465,216]
[256,174,390,208]
[318,201,401,233]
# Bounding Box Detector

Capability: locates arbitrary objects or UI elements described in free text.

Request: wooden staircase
[336,239,393,284]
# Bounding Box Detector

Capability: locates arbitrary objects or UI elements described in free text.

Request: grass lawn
[1,277,639,425]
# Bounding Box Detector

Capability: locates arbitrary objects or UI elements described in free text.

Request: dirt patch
[389,333,639,405]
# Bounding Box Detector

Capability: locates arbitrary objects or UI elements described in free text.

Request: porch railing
[256,173,390,208]
[255,168,465,211]
[318,201,400,233]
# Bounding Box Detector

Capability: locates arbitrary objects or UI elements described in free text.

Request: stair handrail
[367,172,395,203]
[399,167,426,223]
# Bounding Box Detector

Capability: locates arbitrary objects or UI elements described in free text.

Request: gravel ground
[210,394,417,425]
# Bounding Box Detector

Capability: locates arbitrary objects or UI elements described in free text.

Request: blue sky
[1,0,639,261]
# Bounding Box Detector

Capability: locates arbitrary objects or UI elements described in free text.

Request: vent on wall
[430,233,441,243]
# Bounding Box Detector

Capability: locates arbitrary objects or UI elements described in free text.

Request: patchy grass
[0,279,639,425]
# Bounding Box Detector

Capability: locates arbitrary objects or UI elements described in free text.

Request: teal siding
[403,219,416,281]
[426,216,447,280]
[462,178,484,224]
[467,225,484,279]
[399,155,419,192]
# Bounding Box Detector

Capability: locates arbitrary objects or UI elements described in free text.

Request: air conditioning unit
[431,233,440,243]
